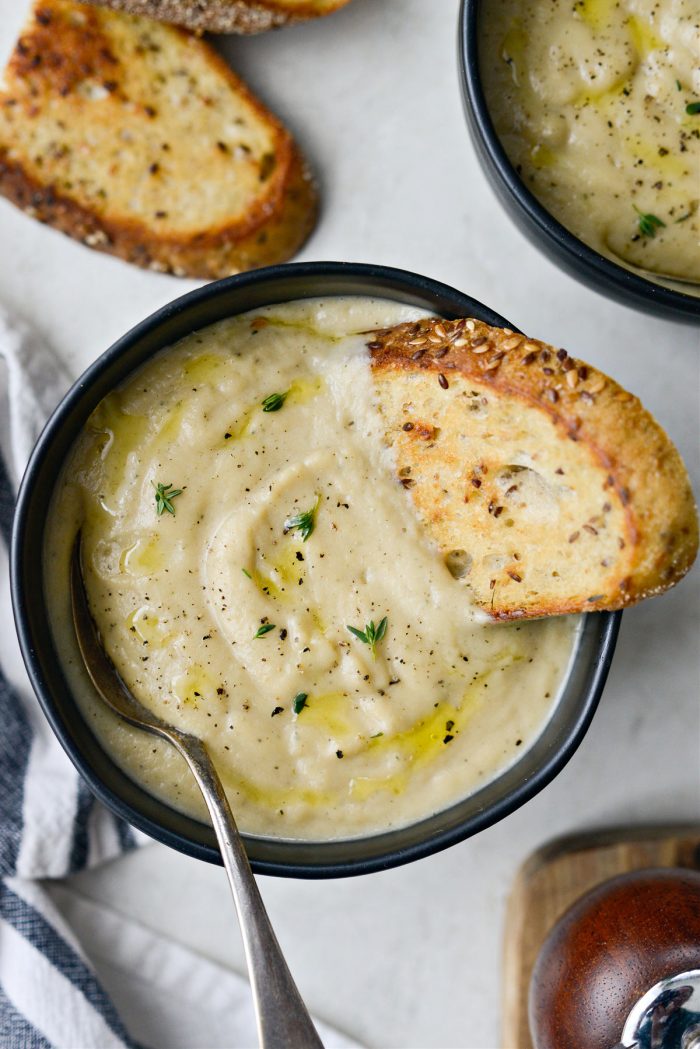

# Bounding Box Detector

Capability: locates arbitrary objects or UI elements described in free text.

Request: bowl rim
[10,260,621,878]
[458,0,700,322]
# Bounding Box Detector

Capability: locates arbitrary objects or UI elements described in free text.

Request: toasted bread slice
[81,0,352,33]
[0,0,317,278]
[369,318,697,620]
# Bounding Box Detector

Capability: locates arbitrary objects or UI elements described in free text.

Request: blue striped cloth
[0,307,143,1049]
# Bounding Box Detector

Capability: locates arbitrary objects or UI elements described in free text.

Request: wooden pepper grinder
[529,868,700,1049]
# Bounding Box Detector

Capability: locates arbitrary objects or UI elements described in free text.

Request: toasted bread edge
[80,0,352,33]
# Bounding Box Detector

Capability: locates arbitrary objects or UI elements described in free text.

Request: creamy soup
[481,0,700,287]
[45,298,578,840]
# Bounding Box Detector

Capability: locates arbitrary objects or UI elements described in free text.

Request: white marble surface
[1,1,699,1046]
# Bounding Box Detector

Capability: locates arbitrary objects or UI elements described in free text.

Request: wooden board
[502,823,700,1049]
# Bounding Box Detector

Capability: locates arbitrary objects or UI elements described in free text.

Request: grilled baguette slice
[369,318,697,620]
[81,0,352,33]
[0,0,317,278]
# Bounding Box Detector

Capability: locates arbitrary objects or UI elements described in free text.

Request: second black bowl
[459,0,700,325]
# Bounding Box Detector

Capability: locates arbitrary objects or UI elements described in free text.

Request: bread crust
[80,0,352,33]
[0,1,318,277]
[369,318,698,619]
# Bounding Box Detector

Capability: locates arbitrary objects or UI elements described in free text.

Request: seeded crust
[81,0,352,33]
[369,318,698,620]
[0,1,318,278]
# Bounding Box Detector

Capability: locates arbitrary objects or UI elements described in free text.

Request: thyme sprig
[253,623,276,639]
[347,616,388,659]
[153,481,183,516]
[284,495,320,542]
[261,391,289,413]
[633,206,666,238]
[686,101,700,115]
[292,692,308,714]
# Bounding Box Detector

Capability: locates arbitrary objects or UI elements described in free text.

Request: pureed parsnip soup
[45,298,578,840]
[481,0,700,286]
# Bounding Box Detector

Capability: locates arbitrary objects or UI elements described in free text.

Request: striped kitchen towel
[0,305,144,1048]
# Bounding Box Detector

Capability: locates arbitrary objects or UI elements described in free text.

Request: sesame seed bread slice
[0,0,317,278]
[369,318,697,620]
[81,0,352,33]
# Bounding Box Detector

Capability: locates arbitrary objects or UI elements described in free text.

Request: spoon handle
[171,733,324,1049]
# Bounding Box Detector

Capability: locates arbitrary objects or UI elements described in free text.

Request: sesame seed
[544,388,559,403]
[434,346,450,358]
[434,323,447,339]
[438,373,449,389]
[502,335,521,350]
[566,370,579,388]
[471,336,488,349]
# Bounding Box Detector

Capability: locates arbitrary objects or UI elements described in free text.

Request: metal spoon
[70,536,324,1049]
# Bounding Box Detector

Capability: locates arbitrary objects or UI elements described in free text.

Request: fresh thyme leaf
[676,79,682,91]
[374,616,388,643]
[153,481,183,516]
[253,623,275,639]
[370,732,384,739]
[242,568,252,579]
[686,101,700,115]
[347,626,368,642]
[633,205,666,238]
[261,391,288,412]
[292,692,308,714]
[284,495,320,542]
[346,616,388,658]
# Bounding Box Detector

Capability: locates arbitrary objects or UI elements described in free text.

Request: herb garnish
[242,568,252,579]
[686,101,700,115]
[253,623,276,639]
[153,481,183,516]
[261,391,288,412]
[284,496,320,542]
[347,617,388,658]
[633,206,666,238]
[292,692,308,714]
[676,79,682,91]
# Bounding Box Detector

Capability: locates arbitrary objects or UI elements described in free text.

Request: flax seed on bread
[0,0,317,278]
[81,0,352,33]
[369,318,697,620]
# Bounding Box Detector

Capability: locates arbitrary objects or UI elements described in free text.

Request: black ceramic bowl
[459,0,700,325]
[11,262,620,878]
